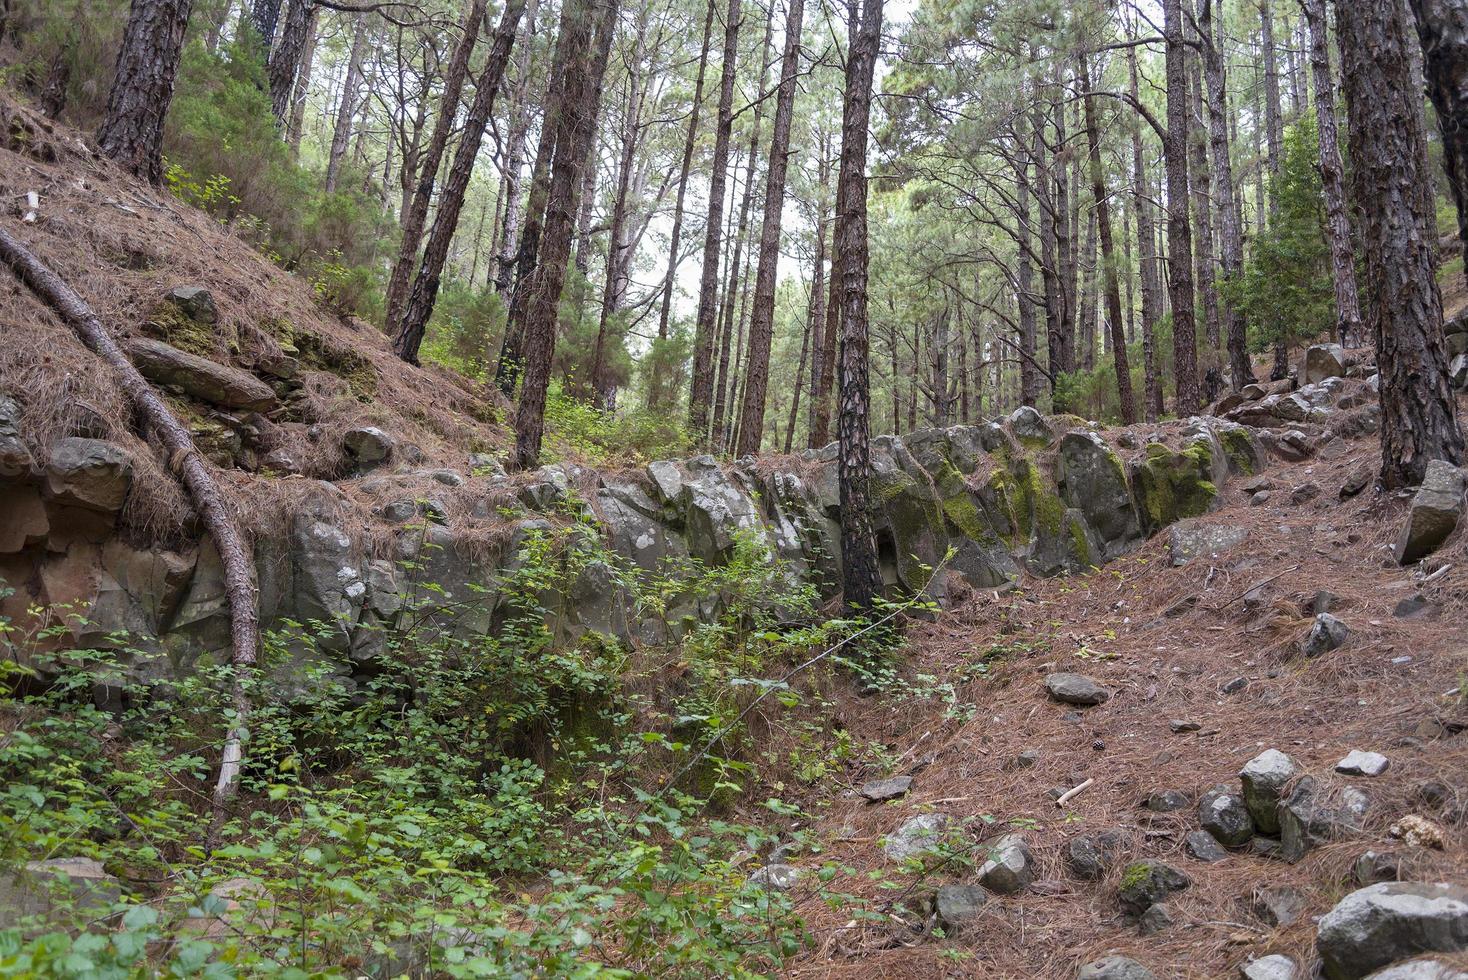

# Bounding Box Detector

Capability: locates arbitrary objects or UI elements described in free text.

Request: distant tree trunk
[324,12,369,194]
[97,0,195,185]
[1128,36,1163,419]
[392,0,525,365]
[1199,0,1254,389]
[286,8,318,155]
[785,265,817,453]
[1301,0,1364,346]
[492,0,541,294]
[653,0,715,352]
[1078,50,1136,424]
[1052,86,1077,379]
[386,0,488,337]
[1034,103,1063,398]
[1163,0,1201,414]
[1408,0,1468,291]
[806,167,832,447]
[687,0,743,441]
[512,0,618,469]
[1337,0,1464,488]
[1186,54,1222,354]
[267,0,309,129]
[250,0,280,46]
[1260,0,1289,379]
[836,0,883,611]
[735,0,805,457]
[1014,134,1041,408]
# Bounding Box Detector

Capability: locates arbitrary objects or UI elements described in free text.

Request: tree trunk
[836,0,883,611]
[286,8,318,156]
[491,0,542,294]
[1015,130,1041,409]
[97,0,195,185]
[1199,0,1254,389]
[250,0,281,46]
[324,11,369,194]
[1034,103,1063,399]
[1163,0,1201,415]
[806,167,831,446]
[1408,0,1468,291]
[1129,35,1163,420]
[1079,50,1136,424]
[734,0,805,457]
[1261,0,1290,378]
[512,0,619,469]
[653,0,716,349]
[785,262,817,453]
[687,0,743,441]
[386,0,489,338]
[392,0,526,365]
[267,0,309,129]
[1337,0,1464,488]
[0,227,258,848]
[1186,53,1222,354]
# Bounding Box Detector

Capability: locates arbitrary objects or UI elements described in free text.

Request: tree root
[0,227,258,850]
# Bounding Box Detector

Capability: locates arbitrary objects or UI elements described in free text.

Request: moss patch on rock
[264,317,378,400]
[1133,442,1218,531]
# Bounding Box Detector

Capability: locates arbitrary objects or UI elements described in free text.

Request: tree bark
[512,0,619,469]
[1199,0,1254,389]
[286,7,319,155]
[734,0,805,457]
[1408,0,1468,291]
[1260,0,1290,379]
[1337,0,1464,488]
[785,258,818,453]
[1014,130,1041,409]
[805,194,829,446]
[97,0,196,185]
[836,0,883,611]
[1128,35,1163,420]
[1186,53,1222,355]
[392,0,526,365]
[491,0,542,294]
[1078,50,1136,424]
[251,0,281,46]
[1163,0,1201,415]
[267,0,310,129]
[687,0,743,441]
[0,227,258,848]
[386,0,489,338]
[324,11,369,193]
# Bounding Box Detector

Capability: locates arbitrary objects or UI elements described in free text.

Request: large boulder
[1305,344,1348,384]
[126,338,277,411]
[1117,861,1190,916]
[0,857,122,929]
[0,395,32,476]
[679,457,770,565]
[1317,883,1468,979]
[1009,405,1055,447]
[1078,957,1155,980]
[44,438,132,512]
[883,813,952,862]
[1394,461,1465,565]
[1169,522,1249,567]
[1279,776,1368,862]
[1131,442,1219,532]
[291,517,363,652]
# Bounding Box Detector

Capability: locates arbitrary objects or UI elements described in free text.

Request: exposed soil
[769,414,1468,978]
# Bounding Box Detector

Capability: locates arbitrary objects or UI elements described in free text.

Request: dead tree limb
[0,226,259,847]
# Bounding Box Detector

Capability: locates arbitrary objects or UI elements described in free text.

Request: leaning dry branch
[0,226,258,848]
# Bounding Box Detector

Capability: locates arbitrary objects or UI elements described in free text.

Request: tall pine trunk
[386,0,489,337]
[735,0,805,457]
[392,0,526,364]
[1129,37,1163,420]
[325,12,369,193]
[1337,0,1464,487]
[98,0,195,186]
[1186,54,1222,360]
[1163,0,1201,414]
[1408,0,1468,291]
[267,0,309,129]
[687,0,743,440]
[836,0,883,611]
[512,0,619,469]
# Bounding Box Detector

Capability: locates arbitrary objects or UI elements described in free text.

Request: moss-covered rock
[1131,442,1220,533]
[1058,431,1141,558]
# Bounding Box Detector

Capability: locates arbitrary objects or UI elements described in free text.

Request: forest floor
[772,393,1468,978]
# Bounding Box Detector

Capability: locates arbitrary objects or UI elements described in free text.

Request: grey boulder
[45,438,133,512]
[1394,460,1465,565]
[1241,955,1299,980]
[1240,749,1297,835]
[1117,861,1190,916]
[1316,882,1468,979]
[127,338,277,411]
[1200,785,1256,847]
[1078,956,1156,980]
[934,883,988,933]
[1046,672,1111,706]
[1302,613,1350,657]
[976,834,1033,894]
[883,813,952,862]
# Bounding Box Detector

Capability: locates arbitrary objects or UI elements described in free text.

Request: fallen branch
[0,227,259,850]
[1055,778,1094,807]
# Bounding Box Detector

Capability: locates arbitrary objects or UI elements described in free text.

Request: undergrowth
[0,506,921,976]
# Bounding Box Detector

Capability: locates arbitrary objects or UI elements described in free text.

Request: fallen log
[0,226,258,847]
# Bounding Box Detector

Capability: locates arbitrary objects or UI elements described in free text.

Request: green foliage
[543,381,693,464]
[420,283,508,380]
[1224,116,1335,353]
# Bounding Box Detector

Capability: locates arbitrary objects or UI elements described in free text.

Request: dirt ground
[773,406,1468,979]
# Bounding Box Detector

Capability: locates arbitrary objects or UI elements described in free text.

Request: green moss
[1119,862,1151,891]
[263,317,378,400]
[1067,514,1093,567]
[1219,427,1257,475]
[1135,443,1219,530]
[146,302,219,357]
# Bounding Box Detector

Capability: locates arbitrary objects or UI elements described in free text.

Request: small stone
[883,813,952,862]
[1139,902,1175,935]
[1078,956,1156,980]
[1393,594,1440,620]
[1251,491,1273,506]
[164,284,218,323]
[1002,749,1040,771]
[1240,750,1298,836]
[1170,719,1202,733]
[1354,851,1402,886]
[343,426,394,467]
[1280,777,1365,863]
[1316,882,1468,980]
[1241,954,1299,980]
[1291,483,1323,505]
[934,884,987,933]
[1222,676,1249,694]
[976,834,1033,894]
[1200,785,1256,847]
[1066,830,1127,880]
[1415,782,1454,809]
[1185,830,1228,862]
[1341,466,1373,499]
[861,776,914,802]
[1145,789,1190,813]
[1045,672,1111,706]
[1117,861,1190,917]
[747,863,800,891]
[1390,815,1447,850]
[1252,885,1308,927]
[1250,836,1283,860]
[1301,613,1349,657]
[1009,405,1055,446]
[1336,751,1390,778]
